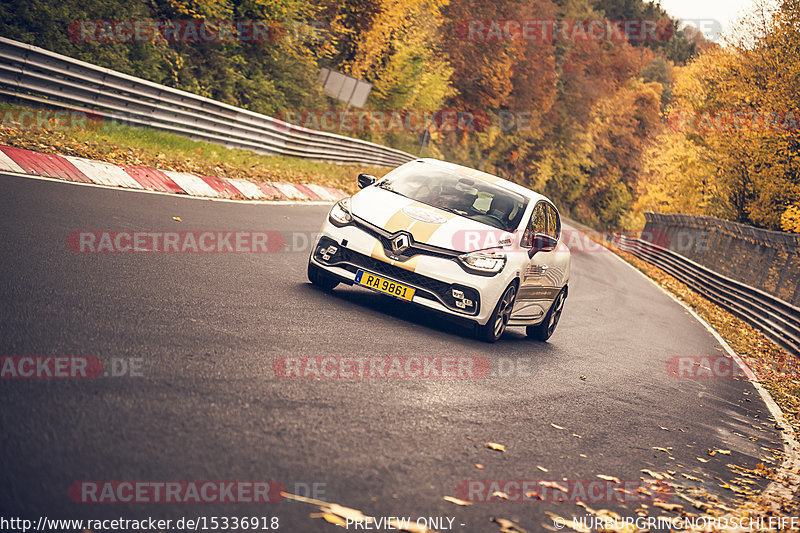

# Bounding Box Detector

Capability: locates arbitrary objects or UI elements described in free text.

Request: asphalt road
[0,173,786,532]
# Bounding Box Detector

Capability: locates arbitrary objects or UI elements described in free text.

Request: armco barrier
[0,37,415,167]
[612,233,800,357]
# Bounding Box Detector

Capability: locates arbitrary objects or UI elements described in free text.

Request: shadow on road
[299,281,559,353]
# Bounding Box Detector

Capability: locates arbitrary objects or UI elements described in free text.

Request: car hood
[351,186,517,253]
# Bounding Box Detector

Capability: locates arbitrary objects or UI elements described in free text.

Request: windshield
[376,164,528,231]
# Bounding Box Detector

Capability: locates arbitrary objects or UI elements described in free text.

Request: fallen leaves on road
[490,517,527,533]
[652,501,684,514]
[708,449,732,456]
[443,496,472,506]
[491,491,509,500]
[539,481,568,493]
[310,512,347,526]
[596,474,620,483]
[641,468,675,481]
[282,492,438,533]
[172,216,182,222]
[550,423,566,430]
[641,469,665,480]
[674,491,713,511]
[537,465,549,472]
[486,442,506,452]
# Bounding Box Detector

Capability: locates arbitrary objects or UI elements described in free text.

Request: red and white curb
[0,144,347,202]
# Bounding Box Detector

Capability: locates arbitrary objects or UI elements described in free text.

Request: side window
[521,203,547,247]
[532,203,547,233]
[546,204,560,240]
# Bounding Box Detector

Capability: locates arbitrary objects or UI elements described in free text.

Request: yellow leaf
[443,496,472,506]
[653,501,684,513]
[491,516,528,533]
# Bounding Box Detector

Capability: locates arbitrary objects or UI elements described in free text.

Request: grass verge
[0,101,391,195]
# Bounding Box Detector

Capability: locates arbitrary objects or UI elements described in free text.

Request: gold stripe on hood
[383,201,455,245]
[383,209,416,233]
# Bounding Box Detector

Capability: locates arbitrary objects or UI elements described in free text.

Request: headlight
[458,251,506,274]
[329,198,353,226]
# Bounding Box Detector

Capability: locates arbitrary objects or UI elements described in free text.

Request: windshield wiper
[435,205,468,217]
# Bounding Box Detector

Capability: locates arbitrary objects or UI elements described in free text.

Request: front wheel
[308,262,339,291]
[476,284,517,343]
[527,288,567,342]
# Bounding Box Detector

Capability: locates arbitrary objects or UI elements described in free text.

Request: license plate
[355,270,416,301]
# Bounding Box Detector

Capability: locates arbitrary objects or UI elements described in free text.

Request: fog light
[463,299,473,307]
[455,301,466,309]
[452,289,465,299]
[320,245,338,262]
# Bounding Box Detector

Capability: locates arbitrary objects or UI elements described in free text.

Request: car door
[512,201,563,321]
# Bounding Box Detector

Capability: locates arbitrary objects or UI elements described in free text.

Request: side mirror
[527,233,557,258]
[357,174,377,189]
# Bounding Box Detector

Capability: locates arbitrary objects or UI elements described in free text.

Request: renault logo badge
[391,233,410,254]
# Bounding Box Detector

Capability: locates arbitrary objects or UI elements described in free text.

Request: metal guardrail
[0,37,416,167]
[612,234,800,357]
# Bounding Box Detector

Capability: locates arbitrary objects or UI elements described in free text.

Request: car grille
[353,216,460,261]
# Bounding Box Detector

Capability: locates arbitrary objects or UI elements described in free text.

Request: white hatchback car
[308,158,571,342]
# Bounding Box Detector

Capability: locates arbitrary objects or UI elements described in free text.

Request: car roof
[413,158,550,205]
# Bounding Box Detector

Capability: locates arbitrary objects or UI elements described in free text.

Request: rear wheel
[308,262,339,291]
[476,284,517,343]
[527,288,566,342]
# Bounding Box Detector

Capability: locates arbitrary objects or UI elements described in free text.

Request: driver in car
[486,195,514,225]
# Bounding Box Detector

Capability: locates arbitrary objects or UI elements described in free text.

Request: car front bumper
[309,219,513,326]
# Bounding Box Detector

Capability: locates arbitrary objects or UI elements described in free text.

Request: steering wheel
[486,211,507,226]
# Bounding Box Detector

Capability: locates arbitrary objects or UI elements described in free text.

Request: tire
[476,283,518,343]
[527,288,567,342]
[308,262,339,291]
